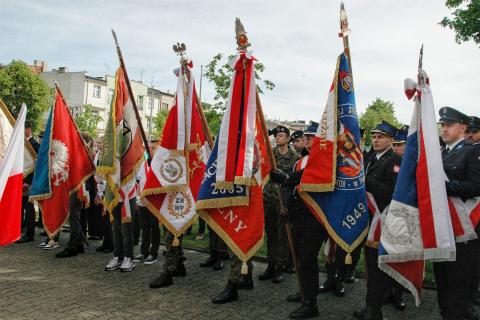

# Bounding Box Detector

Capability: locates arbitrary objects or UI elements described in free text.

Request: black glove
[270,169,289,184]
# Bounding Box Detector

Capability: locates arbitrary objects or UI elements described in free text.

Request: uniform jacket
[442,140,480,201]
[364,148,401,213]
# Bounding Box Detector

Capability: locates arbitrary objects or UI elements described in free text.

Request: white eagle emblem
[50,139,69,186]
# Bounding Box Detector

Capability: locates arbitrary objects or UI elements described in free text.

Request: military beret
[304,122,319,136]
[438,107,470,124]
[290,130,304,142]
[371,120,397,137]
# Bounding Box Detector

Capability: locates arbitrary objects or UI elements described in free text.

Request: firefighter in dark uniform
[353,121,401,320]
[259,125,300,284]
[435,107,480,320]
[270,122,329,319]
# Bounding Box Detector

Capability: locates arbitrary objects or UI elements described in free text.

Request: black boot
[272,265,284,284]
[259,262,275,280]
[344,268,356,283]
[172,262,186,277]
[353,306,383,320]
[237,275,254,290]
[211,281,238,304]
[319,263,335,293]
[393,287,406,310]
[56,247,77,258]
[286,291,302,303]
[200,255,216,267]
[149,272,173,288]
[213,257,224,271]
[334,279,345,297]
[288,300,319,319]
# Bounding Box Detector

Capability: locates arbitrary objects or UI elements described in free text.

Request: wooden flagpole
[111,29,151,161]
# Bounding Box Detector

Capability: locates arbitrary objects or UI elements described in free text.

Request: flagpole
[54,81,95,168]
[235,17,304,301]
[111,29,151,161]
[339,2,353,73]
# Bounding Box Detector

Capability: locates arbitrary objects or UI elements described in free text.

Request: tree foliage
[201,102,223,137]
[440,0,480,45]
[74,104,102,139]
[0,60,52,133]
[359,98,400,145]
[204,53,275,111]
[151,108,170,140]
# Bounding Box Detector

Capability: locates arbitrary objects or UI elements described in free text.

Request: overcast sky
[1,0,479,124]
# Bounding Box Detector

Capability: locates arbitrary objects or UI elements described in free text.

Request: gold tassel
[240,262,248,275]
[173,236,180,246]
[345,253,352,265]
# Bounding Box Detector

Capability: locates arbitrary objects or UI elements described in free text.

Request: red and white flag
[142,63,209,241]
[0,104,26,246]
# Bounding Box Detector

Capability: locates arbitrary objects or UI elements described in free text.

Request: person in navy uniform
[435,107,480,320]
[392,125,408,157]
[466,116,480,144]
[353,121,401,320]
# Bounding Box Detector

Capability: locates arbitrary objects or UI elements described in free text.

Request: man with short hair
[354,120,401,320]
[259,125,300,284]
[466,116,480,144]
[290,130,306,154]
[435,107,480,320]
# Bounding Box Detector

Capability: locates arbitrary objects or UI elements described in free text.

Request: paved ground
[0,231,443,320]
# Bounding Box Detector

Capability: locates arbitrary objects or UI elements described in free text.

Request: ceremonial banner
[300,53,368,259]
[30,89,95,237]
[0,104,26,246]
[448,196,480,242]
[196,52,269,266]
[97,67,145,220]
[378,70,456,306]
[215,52,257,189]
[142,64,209,240]
[0,99,36,176]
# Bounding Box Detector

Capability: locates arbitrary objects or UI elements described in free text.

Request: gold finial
[235,18,251,52]
[339,3,351,38]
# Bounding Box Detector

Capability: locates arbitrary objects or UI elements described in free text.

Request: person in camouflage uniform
[259,125,301,284]
[149,231,186,288]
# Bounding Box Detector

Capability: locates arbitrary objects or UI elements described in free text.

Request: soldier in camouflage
[259,126,301,284]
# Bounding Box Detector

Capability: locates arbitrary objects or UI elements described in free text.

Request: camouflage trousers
[163,230,184,274]
[264,204,290,267]
[227,249,253,284]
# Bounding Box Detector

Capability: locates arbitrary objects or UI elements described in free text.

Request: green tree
[202,102,222,137]
[440,0,480,45]
[359,98,400,146]
[0,60,52,132]
[74,104,102,138]
[204,53,275,111]
[152,108,170,139]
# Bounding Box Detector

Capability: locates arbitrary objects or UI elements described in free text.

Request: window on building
[93,85,101,98]
[161,102,169,110]
[108,89,114,105]
[137,95,144,110]
[148,97,154,110]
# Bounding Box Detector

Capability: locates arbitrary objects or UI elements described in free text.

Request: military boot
[393,287,406,310]
[288,300,319,319]
[259,262,275,280]
[211,281,238,304]
[172,262,186,277]
[319,263,335,293]
[353,306,383,320]
[237,274,254,289]
[272,265,284,284]
[149,272,173,288]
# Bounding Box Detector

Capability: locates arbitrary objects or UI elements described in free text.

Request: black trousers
[365,246,390,312]
[87,204,103,237]
[67,193,84,250]
[434,239,480,320]
[295,217,328,301]
[101,212,113,249]
[139,206,160,258]
[22,196,36,239]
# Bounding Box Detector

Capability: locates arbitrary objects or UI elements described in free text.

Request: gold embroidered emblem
[167,191,193,219]
[160,157,183,183]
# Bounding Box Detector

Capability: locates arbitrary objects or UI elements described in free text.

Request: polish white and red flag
[142,62,209,242]
[0,103,26,246]
[378,67,456,306]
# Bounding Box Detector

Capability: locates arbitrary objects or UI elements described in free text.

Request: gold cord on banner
[345,253,352,265]
[241,262,248,275]
[173,236,180,246]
